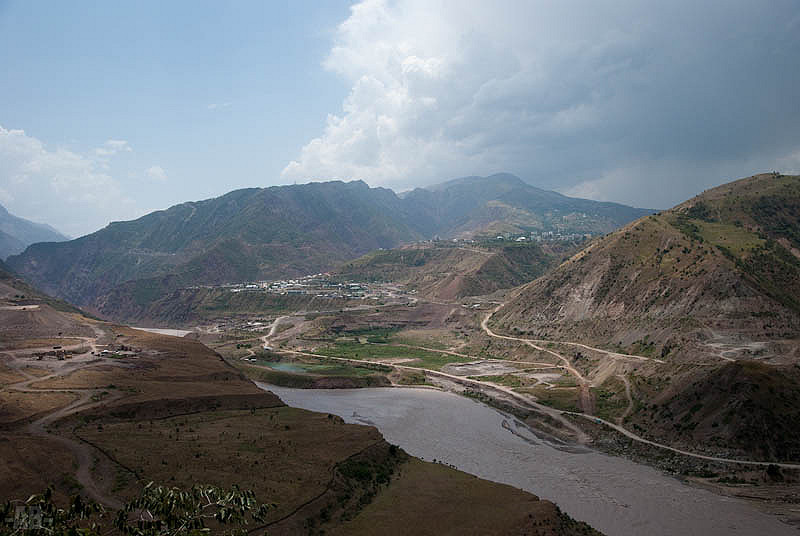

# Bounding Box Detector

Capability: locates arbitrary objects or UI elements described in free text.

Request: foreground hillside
[493,173,800,360]
[490,173,800,459]
[0,279,599,535]
[7,174,649,320]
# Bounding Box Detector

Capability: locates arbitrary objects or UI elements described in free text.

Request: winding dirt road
[259,347,591,443]
[4,330,126,508]
[479,306,800,469]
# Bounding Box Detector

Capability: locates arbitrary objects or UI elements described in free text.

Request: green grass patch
[527,386,580,412]
[317,342,469,371]
[469,374,524,388]
[696,221,765,255]
[592,384,628,421]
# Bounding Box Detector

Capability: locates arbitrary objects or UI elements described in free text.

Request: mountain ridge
[7,174,651,319]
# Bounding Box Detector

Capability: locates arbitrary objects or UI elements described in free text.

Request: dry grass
[0,337,84,350]
[77,406,383,521]
[331,458,591,536]
[0,363,27,386]
[0,391,78,424]
[0,434,79,503]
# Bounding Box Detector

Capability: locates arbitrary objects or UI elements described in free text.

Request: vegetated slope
[8,175,649,320]
[491,173,800,460]
[0,203,67,259]
[8,181,421,316]
[338,241,575,301]
[635,361,800,461]
[403,173,653,238]
[492,173,800,359]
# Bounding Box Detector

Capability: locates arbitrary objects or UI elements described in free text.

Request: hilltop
[403,173,652,238]
[7,174,649,320]
[491,173,800,357]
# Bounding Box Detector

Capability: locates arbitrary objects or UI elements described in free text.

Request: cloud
[0,126,138,237]
[94,139,132,158]
[283,0,800,207]
[207,102,232,110]
[145,165,167,181]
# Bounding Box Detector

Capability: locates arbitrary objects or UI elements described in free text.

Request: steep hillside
[489,173,800,460]
[8,176,648,320]
[0,203,67,259]
[8,181,421,314]
[492,173,800,360]
[338,241,575,301]
[0,261,93,347]
[632,361,800,461]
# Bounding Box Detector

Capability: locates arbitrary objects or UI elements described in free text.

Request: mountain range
[6,173,651,318]
[0,203,67,259]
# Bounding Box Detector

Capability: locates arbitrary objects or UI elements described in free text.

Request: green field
[516,385,581,412]
[317,342,470,371]
[469,374,525,388]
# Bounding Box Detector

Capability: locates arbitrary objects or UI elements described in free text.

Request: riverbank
[257,382,798,536]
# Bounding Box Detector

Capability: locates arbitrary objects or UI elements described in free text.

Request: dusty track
[261,348,591,443]
[4,328,126,508]
[480,306,800,469]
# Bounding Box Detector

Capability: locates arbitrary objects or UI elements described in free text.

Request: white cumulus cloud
[94,139,132,158]
[0,125,138,237]
[145,165,167,181]
[283,0,800,207]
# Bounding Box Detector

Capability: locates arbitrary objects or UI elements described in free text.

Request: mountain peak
[427,173,526,192]
[0,203,68,259]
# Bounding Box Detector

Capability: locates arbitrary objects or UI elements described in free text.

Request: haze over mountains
[7,173,651,319]
[0,202,67,259]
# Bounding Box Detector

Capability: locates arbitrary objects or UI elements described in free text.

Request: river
[130,327,193,337]
[257,383,796,536]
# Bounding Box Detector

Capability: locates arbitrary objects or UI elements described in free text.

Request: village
[224,274,410,301]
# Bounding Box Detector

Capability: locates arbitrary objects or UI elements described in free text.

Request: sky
[1,0,799,237]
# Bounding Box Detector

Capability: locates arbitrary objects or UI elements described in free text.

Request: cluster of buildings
[226,274,402,301]
[496,231,592,243]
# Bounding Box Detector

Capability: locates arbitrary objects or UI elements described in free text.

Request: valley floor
[0,315,598,535]
[197,293,800,529]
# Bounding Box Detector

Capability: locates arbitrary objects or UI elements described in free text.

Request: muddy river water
[257,383,796,536]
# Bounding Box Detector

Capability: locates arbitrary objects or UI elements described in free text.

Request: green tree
[1,483,273,536]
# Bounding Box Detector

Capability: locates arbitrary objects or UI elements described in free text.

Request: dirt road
[479,307,800,469]
[261,348,591,443]
[4,328,126,508]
